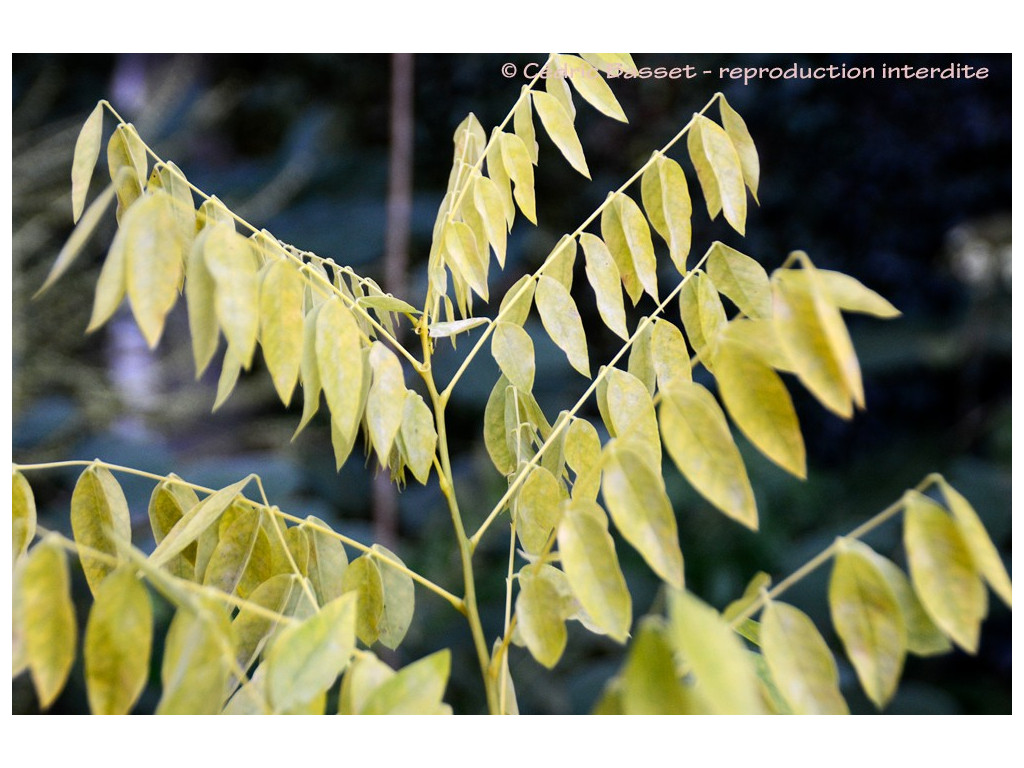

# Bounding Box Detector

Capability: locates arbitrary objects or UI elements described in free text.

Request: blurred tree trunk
[372,53,415,553]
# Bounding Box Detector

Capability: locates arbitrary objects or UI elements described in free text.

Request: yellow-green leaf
[316,297,365,452]
[532,89,590,178]
[678,270,727,366]
[602,441,683,589]
[498,275,535,327]
[564,417,602,501]
[514,465,563,556]
[641,154,691,274]
[184,228,220,377]
[513,86,539,164]
[84,566,153,715]
[545,234,576,291]
[338,651,396,714]
[148,476,199,575]
[121,191,187,348]
[620,618,689,714]
[862,548,953,657]
[603,367,660,467]
[342,554,385,646]
[205,224,260,368]
[936,478,1011,607]
[39,182,117,298]
[361,649,451,715]
[516,565,569,669]
[371,544,416,651]
[491,321,535,393]
[259,259,305,406]
[483,377,516,476]
[627,318,656,396]
[719,96,760,203]
[580,53,638,76]
[487,129,515,227]
[772,265,861,419]
[13,469,36,560]
[819,270,901,318]
[232,573,304,675]
[762,599,849,714]
[903,490,987,653]
[107,124,146,219]
[687,115,722,221]
[829,540,907,709]
[500,131,536,224]
[660,382,757,529]
[203,509,271,598]
[474,175,508,267]
[692,114,747,235]
[18,537,77,709]
[72,102,105,222]
[651,318,692,390]
[535,275,590,377]
[366,342,407,463]
[86,216,129,333]
[557,502,631,642]
[555,54,627,122]
[265,592,358,713]
[293,303,323,439]
[150,476,251,568]
[605,193,658,303]
[580,233,628,340]
[707,242,771,319]
[714,335,806,478]
[157,600,236,714]
[444,220,489,301]
[667,588,765,714]
[71,464,132,594]
[397,393,437,485]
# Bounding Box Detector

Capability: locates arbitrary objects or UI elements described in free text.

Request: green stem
[417,322,500,714]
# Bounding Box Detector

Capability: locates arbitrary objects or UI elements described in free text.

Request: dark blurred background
[11,53,1011,714]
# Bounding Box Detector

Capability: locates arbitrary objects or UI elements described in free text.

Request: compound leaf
[707,242,771,319]
[157,600,236,714]
[719,96,760,202]
[361,650,452,715]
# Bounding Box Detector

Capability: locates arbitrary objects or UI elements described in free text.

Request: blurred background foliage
[11,53,1010,715]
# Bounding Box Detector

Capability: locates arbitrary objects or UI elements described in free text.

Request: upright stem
[419,324,500,714]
